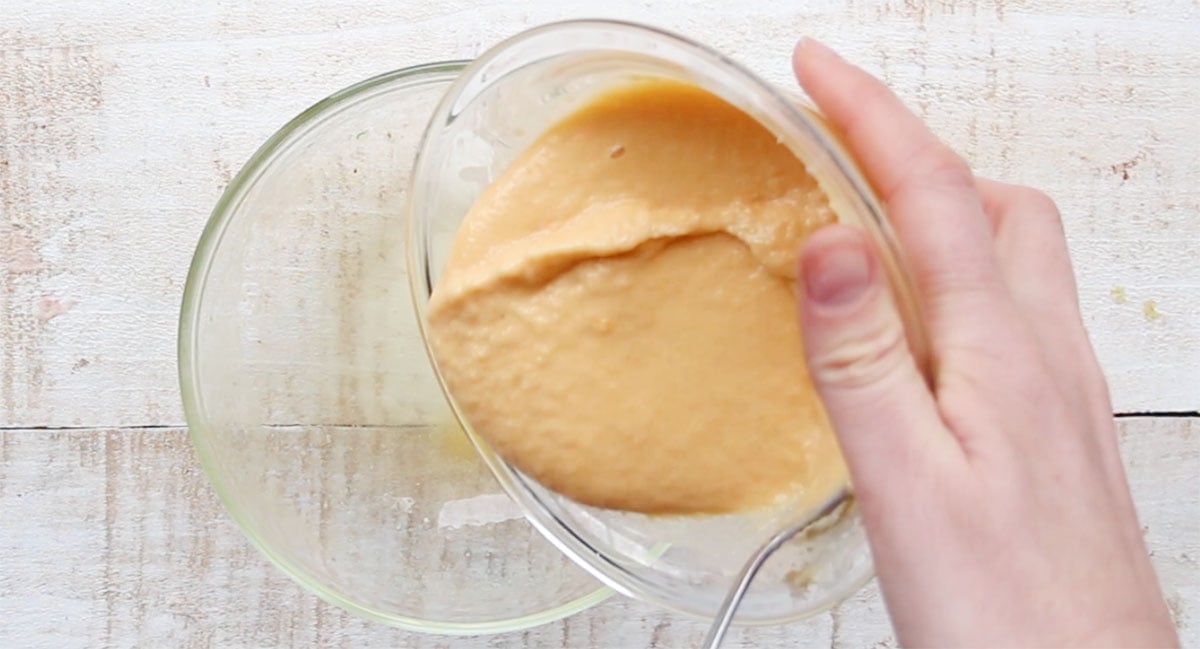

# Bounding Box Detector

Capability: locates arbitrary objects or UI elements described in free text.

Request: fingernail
[803,241,873,307]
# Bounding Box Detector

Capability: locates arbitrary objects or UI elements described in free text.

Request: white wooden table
[2,2,1197,647]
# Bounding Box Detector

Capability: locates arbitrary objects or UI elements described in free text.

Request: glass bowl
[178,61,611,634]
[408,20,928,625]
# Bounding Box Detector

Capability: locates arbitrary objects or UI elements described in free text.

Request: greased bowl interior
[179,61,610,634]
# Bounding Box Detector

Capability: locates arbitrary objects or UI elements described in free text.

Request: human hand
[791,39,1179,648]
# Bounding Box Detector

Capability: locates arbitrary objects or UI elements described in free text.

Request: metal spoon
[700,485,852,649]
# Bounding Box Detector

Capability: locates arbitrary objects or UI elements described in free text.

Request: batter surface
[427,80,847,514]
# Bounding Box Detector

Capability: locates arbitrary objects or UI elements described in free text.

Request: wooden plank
[2,1,1199,428]
[0,417,1195,647]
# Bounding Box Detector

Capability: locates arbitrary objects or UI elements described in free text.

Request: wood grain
[1,2,1198,647]
[0,418,1195,648]
[2,1,1199,428]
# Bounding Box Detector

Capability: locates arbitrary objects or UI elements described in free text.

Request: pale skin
[791,39,1179,648]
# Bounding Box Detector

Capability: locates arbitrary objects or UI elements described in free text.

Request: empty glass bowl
[179,61,610,633]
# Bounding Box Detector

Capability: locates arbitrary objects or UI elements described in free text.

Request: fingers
[975,179,1080,307]
[792,39,1014,358]
[793,39,970,205]
[797,224,953,488]
[974,178,1109,412]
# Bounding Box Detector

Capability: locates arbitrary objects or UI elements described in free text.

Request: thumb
[797,224,945,483]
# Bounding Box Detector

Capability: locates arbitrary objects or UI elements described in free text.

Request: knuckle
[809,319,911,390]
[881,139,976,203]
[912,141,975,190]
[1012,187,1064,225]
[1019,187,1059,212]
[978,179,1063,228]
[1026,190,1063,222]
[842,78,899,137]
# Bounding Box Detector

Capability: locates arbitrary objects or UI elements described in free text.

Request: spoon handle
[699,486,851,649]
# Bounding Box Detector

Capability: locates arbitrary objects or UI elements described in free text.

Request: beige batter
[427,80,847,514]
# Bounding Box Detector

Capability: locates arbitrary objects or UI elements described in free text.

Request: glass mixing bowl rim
[177,59,612,635]
[408,18,923,626]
